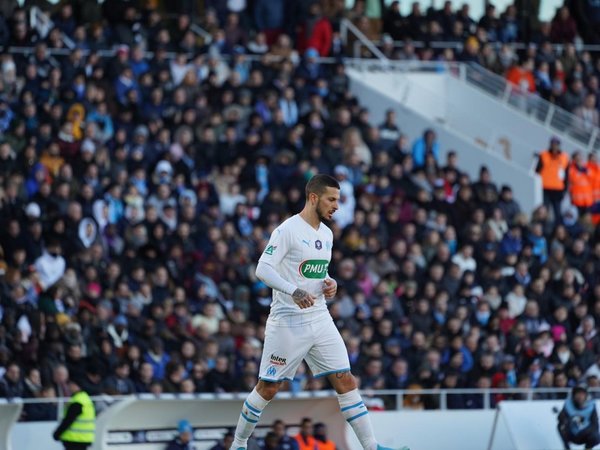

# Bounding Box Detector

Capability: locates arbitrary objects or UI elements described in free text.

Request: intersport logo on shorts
[298,259,329,279]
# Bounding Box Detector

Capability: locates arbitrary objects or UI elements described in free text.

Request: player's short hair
[305,174,340,198]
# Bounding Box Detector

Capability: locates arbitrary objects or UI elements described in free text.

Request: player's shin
[337,389,378,450]
[231,387,271,449]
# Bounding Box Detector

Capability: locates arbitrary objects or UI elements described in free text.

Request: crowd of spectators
[0,0,600,419]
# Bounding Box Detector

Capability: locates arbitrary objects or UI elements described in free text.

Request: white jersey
[258,214,333,325]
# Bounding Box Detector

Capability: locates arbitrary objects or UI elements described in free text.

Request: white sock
[231,388,270,449]
[338,389,378,450]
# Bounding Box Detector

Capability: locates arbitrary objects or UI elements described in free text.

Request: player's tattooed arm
[292,288,316,309]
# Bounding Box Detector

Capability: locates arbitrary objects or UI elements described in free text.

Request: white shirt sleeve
[256,226,297,296]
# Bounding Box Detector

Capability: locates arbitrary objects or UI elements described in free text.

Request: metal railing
[340,18,388,62]
[29,6,75,49]
[345,57,600,152]
[364,39,600,55]
[347,59,547,172]
[339,19,600,152]
[2,387,593,421]
[463,62,600,152]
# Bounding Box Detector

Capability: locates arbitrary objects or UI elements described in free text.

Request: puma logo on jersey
[302,239,311,247]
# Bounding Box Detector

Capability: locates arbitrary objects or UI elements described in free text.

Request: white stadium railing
[3,387,592,416]
[4,389,598,450]
[345,58,600,153]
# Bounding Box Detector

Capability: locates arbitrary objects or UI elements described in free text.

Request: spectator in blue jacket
[412,128,440,168]
[500,224,523,256]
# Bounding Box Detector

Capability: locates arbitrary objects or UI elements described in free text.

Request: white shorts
[258,316,351,382]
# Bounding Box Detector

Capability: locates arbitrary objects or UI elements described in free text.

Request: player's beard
[316,199,331,224]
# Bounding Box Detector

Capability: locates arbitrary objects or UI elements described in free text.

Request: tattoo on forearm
[292,288,310,301]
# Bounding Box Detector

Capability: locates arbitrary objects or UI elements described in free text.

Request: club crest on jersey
[266,366,277,376]
[315,240,322,250]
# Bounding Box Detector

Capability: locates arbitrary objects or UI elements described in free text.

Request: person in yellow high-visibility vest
[52,379,96,450]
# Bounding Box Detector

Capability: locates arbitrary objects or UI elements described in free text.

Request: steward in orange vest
[537,141,570,191]
[294,418,318,450]
[536,137,570,221]
[587,153,600,203]
[314,423,336,450]
[586,153,600,224]
[568,152,594,211]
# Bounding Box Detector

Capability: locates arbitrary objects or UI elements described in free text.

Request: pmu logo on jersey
[270,354,287,366]
[298,259,329,279]
[264,245,276,255]
[315,240,322,250]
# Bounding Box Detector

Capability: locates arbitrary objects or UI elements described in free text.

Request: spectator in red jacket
[297,2,333,57]
[506,57,536,93]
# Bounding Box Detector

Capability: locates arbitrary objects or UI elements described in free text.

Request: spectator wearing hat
[166,419,193,450]
[558,384,600,450]
[296,48,326,82]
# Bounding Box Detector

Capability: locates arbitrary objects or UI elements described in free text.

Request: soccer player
[230,174,409,450]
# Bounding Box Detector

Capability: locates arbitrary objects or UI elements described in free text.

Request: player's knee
[256,380,281,400]
[330,371,357,393]
[341,372,358,390]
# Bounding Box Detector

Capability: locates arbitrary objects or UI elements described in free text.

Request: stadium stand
[0,1,599,426]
